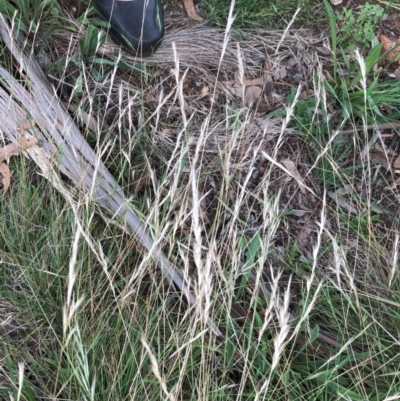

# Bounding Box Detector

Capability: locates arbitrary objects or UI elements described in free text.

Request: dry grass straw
[57,12,315,76]
[49,12,319,173]
[0,14,222,335]
[2,4,400,399]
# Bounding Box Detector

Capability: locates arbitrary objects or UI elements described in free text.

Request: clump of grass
[336,2,385,50]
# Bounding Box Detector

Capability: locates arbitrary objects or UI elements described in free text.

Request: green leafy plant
[324,44,400,124]
[324,0,400,125]
[0,0,64,37]
[336,2,385,50]
[347,209,382,233]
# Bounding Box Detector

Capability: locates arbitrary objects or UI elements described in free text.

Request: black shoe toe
[95,0,164,55]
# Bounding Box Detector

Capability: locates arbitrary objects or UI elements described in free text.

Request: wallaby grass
[4,155,400,401]
[1,0,400,400]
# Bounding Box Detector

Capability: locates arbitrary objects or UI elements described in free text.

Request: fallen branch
[0,15,221,336]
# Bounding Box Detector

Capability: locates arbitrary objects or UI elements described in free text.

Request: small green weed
[324,0,400,125]
[323,43,400,123]
[347,209,382,233]
[0,0,64,37]
[336,2,385,50]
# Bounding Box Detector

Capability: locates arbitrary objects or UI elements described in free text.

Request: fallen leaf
[247,77,263,86]
[297,220,313,255]
[244,86,262,106]
[0,134,38,195]
[17,121,35,131]
[386,176,400,189]
[394,153,400,168]
[286,56,303,83]
[379,35,400,64]
[264,78,273,95]
[19,135,38,150]
[291,210,310,217]
[232,71,264,87]
[330,0,343,5]
[395,66,400,80]
[273,66,287,80]
[233,70,242,85]
[0,162,10,195]
[0,133,38,162]
[281,159,307,194]
[359,134,378,163]
[182,0,203,22]
[67,103,98,132]
[316,46,332,56]
[132,170,151,192]
[286,56,300,70]
[328,191,358,214]
[224,77,265,107]
[371,148,389,164]
[201,85,210,95]
[224,81,245,98]
[298,89,314,100]
[0,143,22,161]
[170,98,191,114]
[370,205,384,214]
[333,186,352,197]
[234,71,264,87]
[199,203,210,223]
[323,69,335,84]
